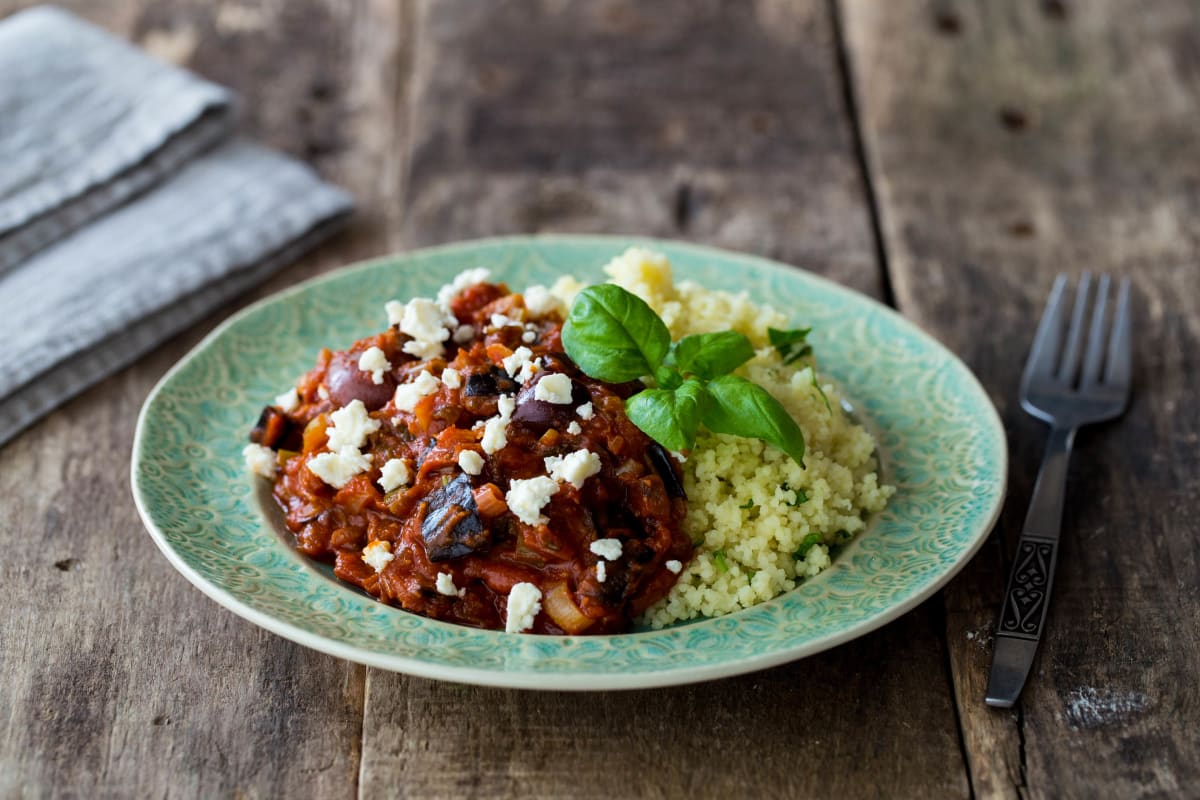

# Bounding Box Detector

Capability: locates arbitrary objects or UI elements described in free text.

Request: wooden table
[2,2,1196,797]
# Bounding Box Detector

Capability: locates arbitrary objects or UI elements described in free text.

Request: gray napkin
[0,7,354,447]
[0,5,234,273]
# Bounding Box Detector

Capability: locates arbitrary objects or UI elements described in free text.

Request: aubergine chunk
[463,366,518,397]
[646,442,686,499]
[250,405,294,449]
[421,473,490,561]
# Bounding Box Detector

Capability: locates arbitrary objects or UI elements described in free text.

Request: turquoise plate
[132,235,1006,689]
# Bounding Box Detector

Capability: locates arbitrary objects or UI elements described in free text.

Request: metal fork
[985,273,1133,708]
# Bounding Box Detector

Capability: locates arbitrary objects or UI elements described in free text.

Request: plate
[132,235,1006,690]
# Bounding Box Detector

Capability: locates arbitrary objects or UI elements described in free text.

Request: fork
[985,273,1133,708]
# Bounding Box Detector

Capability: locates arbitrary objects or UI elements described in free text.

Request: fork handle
[986,425,1076,708]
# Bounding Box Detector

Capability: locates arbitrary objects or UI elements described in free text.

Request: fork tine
[1023,274,1069,384]
[1080,274,1111,388]
[1104,278,1132,389]
[1057,272,1092,385]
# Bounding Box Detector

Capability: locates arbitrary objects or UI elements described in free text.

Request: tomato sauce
[250,282,691,634]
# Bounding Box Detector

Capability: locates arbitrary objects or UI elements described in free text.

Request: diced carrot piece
[473,483,508,518]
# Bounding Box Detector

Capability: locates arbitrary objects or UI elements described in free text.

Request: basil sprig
[563,285,807,466]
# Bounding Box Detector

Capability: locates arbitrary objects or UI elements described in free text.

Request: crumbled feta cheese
[435,572,466,598]
[357,346,391,385]
[436,267,492,307]
[393,370,441,412]
[325,400,381,450]
[589,538,623,561]
[318,385,330,401]
[362,540,394,573]
[402,339,443,359]
[497,394,516,419]
[481,418,507,454]
[275,388,299,412]
[388,297,451,359]
[243,444,276,478]
[544,449,601,489]
[308,446,372,489]
[521,330,536,343]
[505,582,542,634]
[523,284,565,317]
[458,450,485,475]
[596,561,607,583]
[452,324,475,343]
[441,367,462,389]
[567,421,582,435]
[576,402,594,420]
[505,476,559,526]
[490,312,523,329]
[671,451,687,463]
[502,346,534,379]
[378,458,410,492]
[665,559,683,574]
[400,298,449,343]
[480,394,516,455]
[535,373,574,404]
[517,361,538,383]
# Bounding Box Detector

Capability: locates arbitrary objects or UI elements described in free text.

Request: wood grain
[0,0,413,796]
[840,0,1200,796]
[359,2,967,798]
[400,0,883,296]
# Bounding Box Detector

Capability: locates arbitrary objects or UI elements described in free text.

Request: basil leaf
[563,285,672,382]
[702,374,806,466]
[624,378,707,452]
[654,364,683,390]
[671,331,755,380]
[768,326,813,365]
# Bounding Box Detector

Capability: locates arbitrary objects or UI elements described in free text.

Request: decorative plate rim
[132,234,1007,690]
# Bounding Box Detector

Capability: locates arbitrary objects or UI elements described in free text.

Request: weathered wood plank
[0,0,414,795]
[364,610,966,800]
[401,0,882,297]
[361,2,968,798]
[840,0,1200,796]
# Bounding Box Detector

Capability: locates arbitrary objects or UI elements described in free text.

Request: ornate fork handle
[986,426,1076,708]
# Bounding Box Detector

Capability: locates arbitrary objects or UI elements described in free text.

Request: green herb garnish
[563,285,806,466]
[739,498,755,509]
[793,533,822,560]
[713,550,729,573]
[768,327,813,365]
[783,483,809,506]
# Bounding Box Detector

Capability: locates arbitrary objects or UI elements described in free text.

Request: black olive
[510,373,591,431]
[326,349,395,410]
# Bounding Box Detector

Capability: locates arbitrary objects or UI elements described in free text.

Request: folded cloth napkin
[0,7,354,448]
[0,6,234,273]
